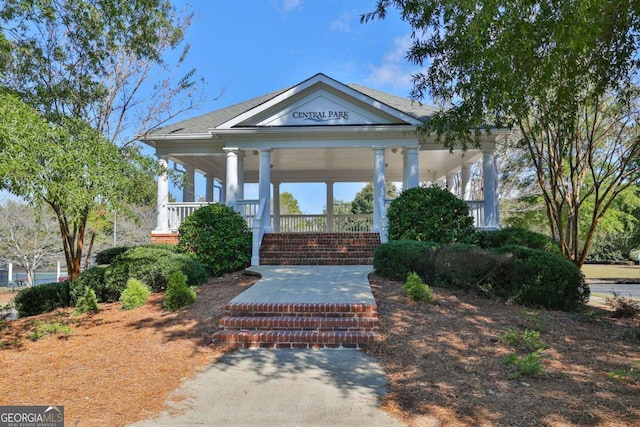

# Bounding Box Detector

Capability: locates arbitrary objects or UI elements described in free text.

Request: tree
[0,0,205,280]
[0,93,157,281]
[0,200,62,286]
[279,192,303,215]
[0,0,205,146]
[363,1,640,267]
[351,182,398,214]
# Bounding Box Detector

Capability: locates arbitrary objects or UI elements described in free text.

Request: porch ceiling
[169,146,484,184]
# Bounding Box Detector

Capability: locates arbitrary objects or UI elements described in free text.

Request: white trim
[216,74,423,129]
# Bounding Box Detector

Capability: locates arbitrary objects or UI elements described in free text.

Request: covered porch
[139,74,509,264]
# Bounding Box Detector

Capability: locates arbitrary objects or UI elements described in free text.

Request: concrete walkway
[129,266,405,427]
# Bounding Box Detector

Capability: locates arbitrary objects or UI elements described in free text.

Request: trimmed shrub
[403,272,434,302]
[70,266,112,304]
[373,240,439,282]
[434,244,515,297]
[494,245,589,311]
[476,227,561,254]
[14,281,71,318]
[73,287,99,315]
[104,246,208,295]
[164,270,197,311]
[95,246,131,265]
[387,186,475,244]
[177,203,251,276]
[120,278,151,310]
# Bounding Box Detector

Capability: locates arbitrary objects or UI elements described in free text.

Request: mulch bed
[365,273,640,427]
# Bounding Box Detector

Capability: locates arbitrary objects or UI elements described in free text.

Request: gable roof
[144,73,439,137]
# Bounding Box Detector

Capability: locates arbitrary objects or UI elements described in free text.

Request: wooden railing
[167,200,487,232]
[167,202,210,231]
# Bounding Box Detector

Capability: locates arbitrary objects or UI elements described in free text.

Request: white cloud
[330,19,350,33]
[366,63,414,91]
[365,35,417,93]
[383,35,412,63]
[281,0,301,12]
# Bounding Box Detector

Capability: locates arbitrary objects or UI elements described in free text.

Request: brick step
[258,258,374,265]
[259,232,381,266]
[219,315,380,332]
[224,302,378,318]
[211,330,377,349]
[212,302,380,349]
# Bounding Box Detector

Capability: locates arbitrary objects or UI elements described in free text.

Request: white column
[372,147,386,233]
[224,148,239,210]
[154,156,170,232]
[182,165,195,202]
[482,146,498,228]
[447,172,456,193]
[403,147,420,190]
[272,182,281,233]
[205,175,214,203]
[326,181,334,232]
[8,263,13,283]
[219,180,226,203]
[259,149,272,232]
[461,165,472,200]
[237,151,245,200]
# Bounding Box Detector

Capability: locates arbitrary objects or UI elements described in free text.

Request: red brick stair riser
[212,302,380,349]
[259,232,380,265]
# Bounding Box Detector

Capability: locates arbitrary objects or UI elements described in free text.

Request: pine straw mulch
[0,271,639,426]
[0,272,258,427]
[364,273,640,427]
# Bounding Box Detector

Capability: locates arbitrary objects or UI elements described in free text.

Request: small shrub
[14,281,71,318]
[163,270,197,311]
[373,240,439,282]
[95,246,131,265]
[403,272,434,303]
[73,287,99,315]
[501,328,548,352]
[70,266,111,304]
[26,320,73,341]
[104,246,208,296]
[177,203,251,276]
[604,292,640,318]
[476,227,561,254]
[120,278,151,310]
[387,186,476,244]
[608,361,640,382]
[503,350,546,379]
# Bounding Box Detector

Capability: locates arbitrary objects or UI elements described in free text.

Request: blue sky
[163,0,422,213]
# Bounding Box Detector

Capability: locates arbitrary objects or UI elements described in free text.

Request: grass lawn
[581,263,640,280]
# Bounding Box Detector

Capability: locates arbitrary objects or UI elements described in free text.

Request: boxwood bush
[373,240,439,282]
[494,245,590,311]
[104,245,208,295]
[70,266,112,303]
[433,244,515,298]
[387,186,475,244]
[14,281,71,318]
[177,203,251,276]
[476,227,561,254]
[95,246,131,265]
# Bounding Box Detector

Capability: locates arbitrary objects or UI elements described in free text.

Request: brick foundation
[150,233,179,245]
